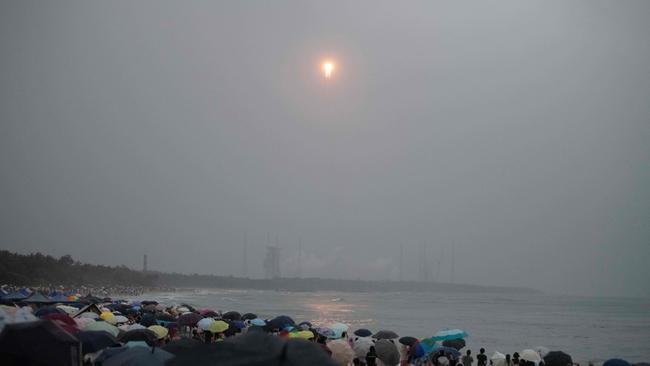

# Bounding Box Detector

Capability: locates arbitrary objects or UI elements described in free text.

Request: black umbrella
[34,306,64,317]
[76,330,120,355]
[373,330,399,340]
[399,336,418,347]
[162,338,202,355]
[167,331,337,366]
[375,339,400,365]
[139,313,157,327]
[178,312,203,327]
[267,315,295,330]
[23,292,54,304]
[103,346,173,366]
[242,313,258,321]
[543,351,573,366]
[442,338,466,350]
[222,311,242,321]
[140,300,158,306]
[354,328,372,337]
[0,319,81,366]
[155,313,176,322]
[118,329,159,346]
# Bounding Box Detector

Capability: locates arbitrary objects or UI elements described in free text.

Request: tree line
[0,250,157,287]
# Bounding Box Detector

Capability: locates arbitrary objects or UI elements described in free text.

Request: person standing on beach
[477,348,487,366]
[462,350,474,366]
[505,354,512,366]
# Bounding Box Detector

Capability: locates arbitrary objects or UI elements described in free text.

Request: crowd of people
[0,287,645,366]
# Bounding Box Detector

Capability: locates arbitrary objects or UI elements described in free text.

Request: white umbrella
[197,317,215,331]
[491,351,507,366]
[534,346,550,358]
[521,349,542,363]
[127,323,146,331]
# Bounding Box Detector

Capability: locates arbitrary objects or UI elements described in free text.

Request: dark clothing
[478,354,488,366]
[366,351,377,366]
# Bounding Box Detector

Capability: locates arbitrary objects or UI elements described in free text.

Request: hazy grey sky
[1,1,649,297]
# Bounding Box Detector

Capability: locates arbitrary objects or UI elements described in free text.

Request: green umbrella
[84,321,119,337]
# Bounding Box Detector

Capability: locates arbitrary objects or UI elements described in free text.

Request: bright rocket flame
[322,61,334,79]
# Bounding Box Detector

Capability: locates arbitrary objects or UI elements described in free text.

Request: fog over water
[1,1,649,297]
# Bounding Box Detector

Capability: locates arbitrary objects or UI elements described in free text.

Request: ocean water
[144,289,650,363]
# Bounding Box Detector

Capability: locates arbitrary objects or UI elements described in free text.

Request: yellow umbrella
[99,311,114,321]
[148,325,169,339]
[207,320,229,333]
[289,330,315,340]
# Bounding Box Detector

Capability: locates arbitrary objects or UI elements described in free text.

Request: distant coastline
[156,273,539,294]
[0,250,537,294]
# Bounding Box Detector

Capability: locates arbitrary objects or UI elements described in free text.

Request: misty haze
[1,1,649,366]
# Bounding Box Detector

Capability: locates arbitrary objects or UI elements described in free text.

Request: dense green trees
[0,250,156,287]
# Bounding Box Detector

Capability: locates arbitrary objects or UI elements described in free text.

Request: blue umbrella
[415,342,461,359]
[428,328,468,341]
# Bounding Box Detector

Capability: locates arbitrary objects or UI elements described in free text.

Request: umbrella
[197,317,216,331]
[351,335,374,359]
[520,349,542,363]
[222,311,242,321]
[103,346,174,366]
[250,318,266,327]
[155,303,167,311]
[127,323,146,331]
[417,341,461,359]
[147,325,168,339]
[56,305,79,315]
[399,336,418,347]
[375,338,400,365]
[78,312,99,320]
[315,327,336,338]
[241,312,257,321]
[207,320,230,333]
[75,317,95,329]
[373,329,399,340]
[354,328,372,337]
[535,346,550,358]
[543,351,573,366]
[199,309,220,318]
[267,315,295,330]
[0,320,81,366]
[76,330,120,354]
[604,360,631,366]
[34,306,64,317]
[23,292,54,304]
[178,312,203,327]
[289,330,315,339]
[167,331,337,366]
[100,311,114,321]
[443,338,466,350]
[106,315,129,325]
[328,339,355,366]
[84,321,120,337]
[162,338,202,355]
[139,313,157,327]
[155,313,176,322]
[297,321,312,330]
[119,329,159,346]
[42,313,79,333]
[491,351,506,366]
[329,322,349,339]
[429,329,468,341]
